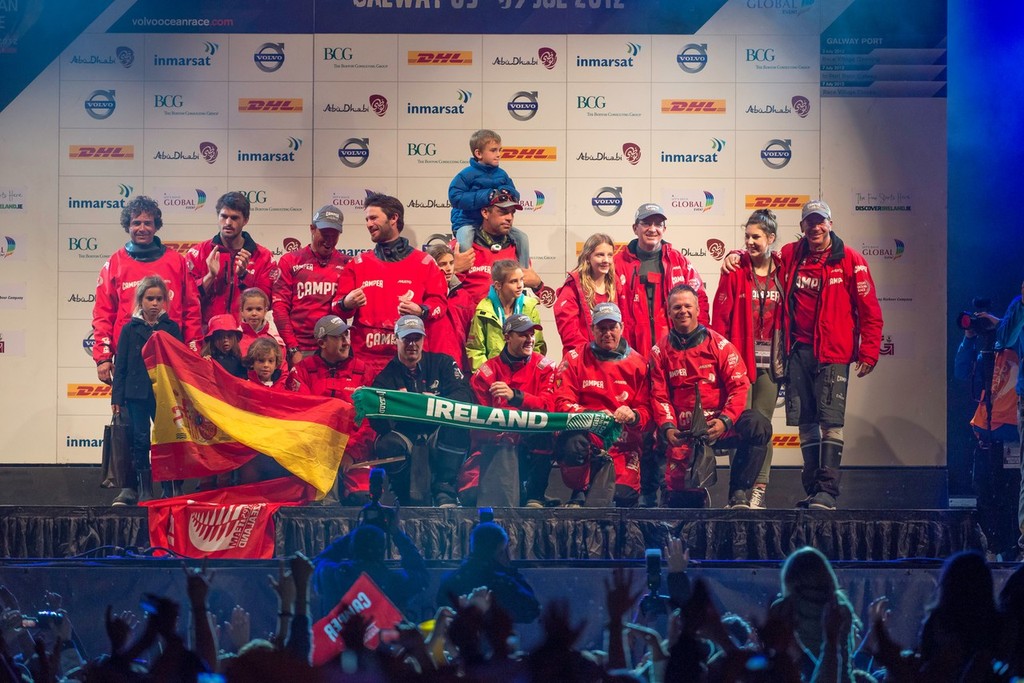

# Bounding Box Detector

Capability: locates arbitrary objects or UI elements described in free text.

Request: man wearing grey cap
[724,199,883,510]
[369,314,473,507]
[460,313,557,508]
[272,204,350,368]
[553,302,651,507]
[614,202,709,507]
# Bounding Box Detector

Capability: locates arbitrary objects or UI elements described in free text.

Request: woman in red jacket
[553,233,617,356]
[710,209,782,508]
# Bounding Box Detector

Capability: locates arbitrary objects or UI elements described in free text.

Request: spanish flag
[143,331,351,499]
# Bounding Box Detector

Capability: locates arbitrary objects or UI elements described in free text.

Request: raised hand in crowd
[184,563,218,671]
[218,605,251,654]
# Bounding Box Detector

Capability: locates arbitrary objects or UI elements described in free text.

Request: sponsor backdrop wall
[0,0,945,467]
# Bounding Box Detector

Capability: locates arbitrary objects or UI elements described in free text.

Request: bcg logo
[68,237,98,251]
[407,143,436,156]
[154,94,183,108]
[323,47,353,61]
[241,190,267,204]
[338,138,370,168]
[577,96,606,109]
[592,186,623,217]
[408,51,472,65]
[745,48,775,62]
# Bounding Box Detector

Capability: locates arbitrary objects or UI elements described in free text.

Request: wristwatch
[288,347,301,356]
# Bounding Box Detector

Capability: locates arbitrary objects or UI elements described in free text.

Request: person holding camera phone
[995,278,1024,559]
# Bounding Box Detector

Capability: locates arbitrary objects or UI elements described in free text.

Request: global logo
[538,47,557,70]
[369,94,388,117]
[792,95,811,118]
[338,138,370,168]
[254,43,285,73]
[671,191,715,213]
[747,0,816,15]
[162,189,207,211]
[116,46,134,68]
[862,239,905,260]
[517,191,545,212]
[760,139,792,169]
[531,190,546,212]
[707,238,726,260]
[622,143,641,166]
[508,91,539,122]
[199,141,218,164]
[0,236,15,258]
[592,186,623,217]
[677,43,708,74]
[84,90,116,120]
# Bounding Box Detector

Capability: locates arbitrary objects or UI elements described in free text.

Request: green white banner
[352,387,622,447]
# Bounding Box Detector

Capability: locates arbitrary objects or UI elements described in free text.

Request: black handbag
[685,388,718,489]
[100,412,134,488]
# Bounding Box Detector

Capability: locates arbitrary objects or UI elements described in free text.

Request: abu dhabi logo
[186,504,265,552]
[84,90,116,120]
[199,141,218,164]
[677,43,708,73]
[338,138,370,168]
[760,139,792,169]
[507,91,539,122]
[254,43,285,73]
[707,238,726,261]
[792,95,811,118]
[592,186,623,217]
[116,46,135,68]
[369,94,388,117]
[538,47,557,70]
[622,143,641,166]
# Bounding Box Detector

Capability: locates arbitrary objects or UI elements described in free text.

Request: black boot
[111,485,138,507]
[809,440,843,510]
[796,440,820,507]
[137,468,155,503]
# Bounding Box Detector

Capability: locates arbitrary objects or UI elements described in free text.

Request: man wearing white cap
[369,315,472,507]
[775,199,883,510]
[272,205,350,368]
[553,302,651,507]
[614,202,709,507]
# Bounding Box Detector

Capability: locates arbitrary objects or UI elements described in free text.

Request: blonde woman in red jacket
[711,209,782,508]
[554,233,617,356]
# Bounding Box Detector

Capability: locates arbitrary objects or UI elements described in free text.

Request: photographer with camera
[995,279,1024,559]
[312,474,429,618]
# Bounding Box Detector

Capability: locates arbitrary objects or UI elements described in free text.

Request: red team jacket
[92,247,202,364]
[710,252,782,383]
[614,242,708,355]
[272,246,350,352]
[553,271,610,356]
[777,233,884,367]
[455,241,522,311]
[334,250,448,369]
[185,232,277,326]
[649,328,750,433]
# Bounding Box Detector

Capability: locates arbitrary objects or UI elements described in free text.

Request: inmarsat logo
[84,90,116,120]
[254,43,285,73]
[183,504,265,552]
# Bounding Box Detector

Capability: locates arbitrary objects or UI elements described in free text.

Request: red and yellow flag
[143,332,351,498]
[972,349,1020,432]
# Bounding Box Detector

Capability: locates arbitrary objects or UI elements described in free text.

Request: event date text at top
[352,0,625,9]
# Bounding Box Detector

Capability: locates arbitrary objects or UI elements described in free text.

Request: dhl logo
[575,240,630,258]
[660,99,727,114]
[163,241,202,255]
[745,195,810,210]
[772,434,802,448]
[407,51,473,65]
[69,145,135,159]
[501,147,557,161]
[67,384,112,398]
[238,99,303,112]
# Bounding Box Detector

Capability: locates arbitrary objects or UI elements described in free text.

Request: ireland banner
[352,387,623,446]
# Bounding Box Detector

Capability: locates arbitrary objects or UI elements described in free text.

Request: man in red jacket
[614,202,709,507]
[649,285,771,508]
[92,195,202,383]
[459,314,557,507]
[554,302,651,507]
[272,205,350,368]
[185,191,277,330]
[334,193,449,377]
[776,200,883,510]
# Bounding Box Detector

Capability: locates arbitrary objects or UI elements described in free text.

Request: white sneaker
[749,485,767,509]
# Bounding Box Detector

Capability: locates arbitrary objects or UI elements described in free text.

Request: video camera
[357,468,398,531]
[20,611,63,629]
[957,297,998,334]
